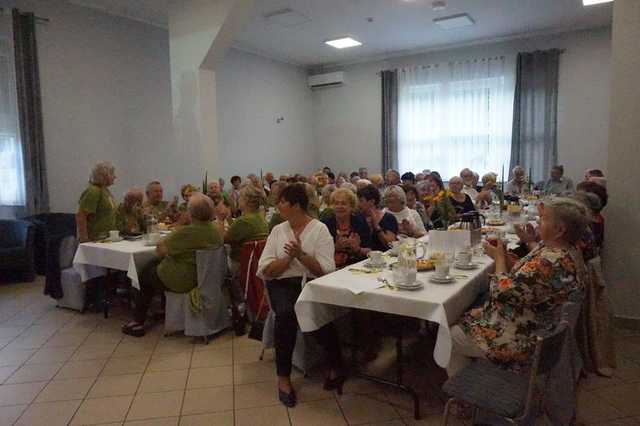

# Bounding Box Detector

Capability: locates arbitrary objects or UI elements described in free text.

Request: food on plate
[417,259,435,271]
[485,218,505,226]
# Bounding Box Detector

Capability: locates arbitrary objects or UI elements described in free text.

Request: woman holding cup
[446,197,589,377]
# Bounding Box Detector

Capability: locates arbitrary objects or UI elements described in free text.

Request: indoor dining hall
[0,0,638,425]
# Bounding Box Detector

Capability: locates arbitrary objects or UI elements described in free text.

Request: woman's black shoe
[278,388,296,407]
[323,374,346,395]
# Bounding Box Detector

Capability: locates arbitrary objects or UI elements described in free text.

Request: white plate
[391,281,424,291]
[429,275,455,284]
[454,262,479,270]
[108,237,123,243]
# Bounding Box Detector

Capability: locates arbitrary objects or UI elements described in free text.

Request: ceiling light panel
[325,37,363,49]
[433,13,475,30]
[583,0,613,5]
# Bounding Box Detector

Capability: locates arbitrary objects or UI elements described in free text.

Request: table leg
[103,269,113,319]
[350,314,421,420]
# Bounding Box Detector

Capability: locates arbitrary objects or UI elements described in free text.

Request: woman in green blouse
[76,162,117,242]
[222,185,268,269]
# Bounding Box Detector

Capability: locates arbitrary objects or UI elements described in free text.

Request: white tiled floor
[0,277,639,425]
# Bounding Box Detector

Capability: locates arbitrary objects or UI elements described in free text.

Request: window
[0,23,25,207]
[397,57,513,180]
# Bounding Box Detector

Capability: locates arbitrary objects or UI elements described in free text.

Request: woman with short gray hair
[447,197,588,376]
[382,185,426,237]
[77,161,117,242]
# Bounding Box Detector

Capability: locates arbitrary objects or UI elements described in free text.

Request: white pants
[447,325,486,377]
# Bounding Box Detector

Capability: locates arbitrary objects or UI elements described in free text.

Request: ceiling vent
[263,8,311,28]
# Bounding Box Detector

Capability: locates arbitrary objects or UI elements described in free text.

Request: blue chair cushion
[442,359,529,418]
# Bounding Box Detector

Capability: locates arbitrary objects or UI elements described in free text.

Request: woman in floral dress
[447,197,590,376]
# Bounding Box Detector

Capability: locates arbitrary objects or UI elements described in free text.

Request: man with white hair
[143,181,173,221]
[122,193,222,337]
[459,168,478,201]
[506,166,527,196]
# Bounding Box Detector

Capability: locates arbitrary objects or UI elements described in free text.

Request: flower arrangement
[423,190,456,229]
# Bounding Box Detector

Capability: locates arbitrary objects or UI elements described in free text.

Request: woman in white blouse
[383,185,427,237]
[257,183,344,408]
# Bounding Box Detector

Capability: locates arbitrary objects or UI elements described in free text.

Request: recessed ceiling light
[583,0,613,5]
[325,37,363,49]
[433,13,475,30]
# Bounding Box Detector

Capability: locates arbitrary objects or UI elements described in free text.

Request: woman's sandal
[121,322,145,337]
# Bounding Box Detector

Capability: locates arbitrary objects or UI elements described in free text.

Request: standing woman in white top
[257,183,344,408]
[383,185,427,238]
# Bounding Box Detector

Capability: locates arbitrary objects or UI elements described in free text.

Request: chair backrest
[532,320,569,376]
[58,235,78,270]
[239,240,268,319]
[196,246,228,297]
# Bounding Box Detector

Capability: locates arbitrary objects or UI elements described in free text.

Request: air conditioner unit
[308,71,345,89]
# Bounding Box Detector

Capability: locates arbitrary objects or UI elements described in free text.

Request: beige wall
[604,0,640,320]
[313,27,612,184]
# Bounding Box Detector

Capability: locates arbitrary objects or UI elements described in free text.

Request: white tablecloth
[73,240,157,289]
[295,254,494,368]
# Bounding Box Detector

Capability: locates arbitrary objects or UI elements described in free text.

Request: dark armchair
[0,219,36,282]
[24,213,76,275]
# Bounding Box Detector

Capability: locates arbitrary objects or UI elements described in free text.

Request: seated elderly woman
[223,185,269,270]
[403,184,428,227]
[459,168,478,201]
[506,165,528,196]
[383,185,426,238]
[212,196,233,233]
[447,176,477,217]
[319,184,337,218]
[576,180,608,247]
[122,193,222,337]
[447,197,588,376]
[257,183,344,407]
[474,173,498,208]
[369,174,384,190]
[116,188,145,234]
[77,161,118,242]
[322,188,372,268]
[357,185,398,251]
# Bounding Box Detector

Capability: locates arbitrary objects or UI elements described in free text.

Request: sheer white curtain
[397,57,513,180]
[0,15,25,207]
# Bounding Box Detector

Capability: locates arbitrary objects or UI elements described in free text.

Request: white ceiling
[67,0,613,68]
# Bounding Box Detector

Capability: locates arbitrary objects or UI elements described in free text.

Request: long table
[73,239,158,289]
[295,240,495,420]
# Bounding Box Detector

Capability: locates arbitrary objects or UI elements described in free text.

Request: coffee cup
[391,264,405,284]
[109,230,120,241]
[456,250,472,266]
[368,250,384,266]
[434,261,450,278]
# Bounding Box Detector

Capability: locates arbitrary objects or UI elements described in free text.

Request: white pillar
[605,0,640,321]
[168,0,253,187]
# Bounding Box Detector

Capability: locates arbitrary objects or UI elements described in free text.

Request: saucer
[429,275,455,284]
[108,237,123,243]
[454,262,479,270]
[391,280,424,290]
[363,261,386,269]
